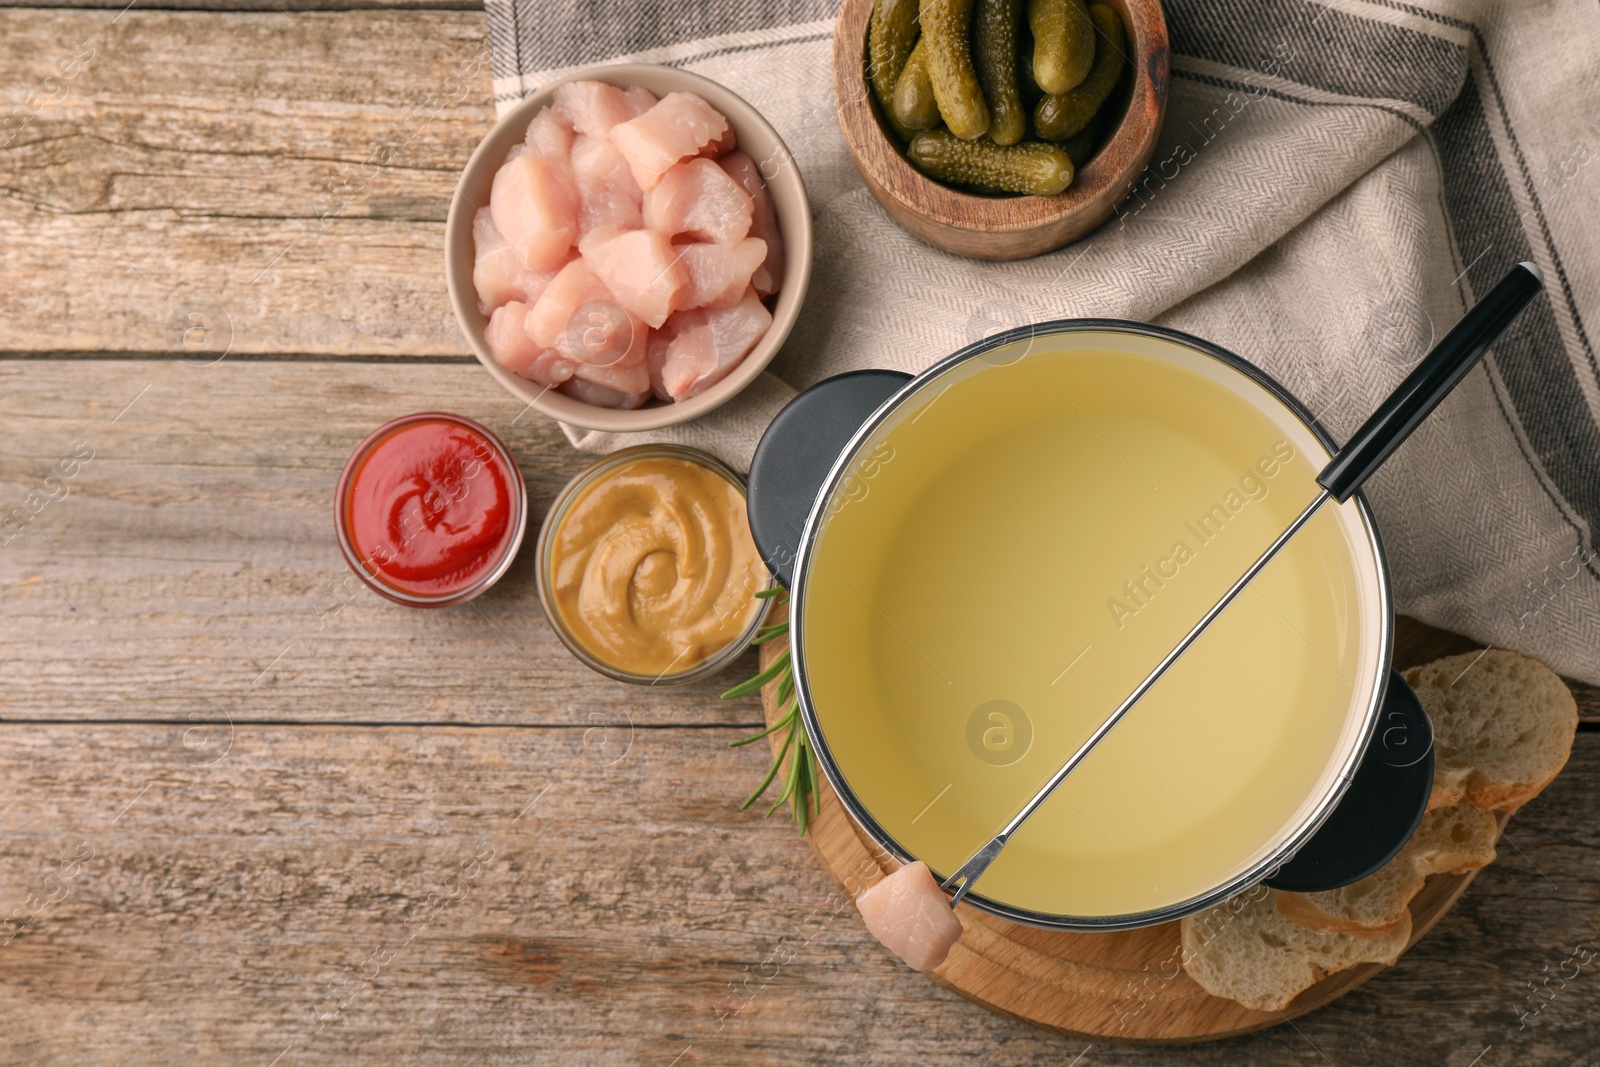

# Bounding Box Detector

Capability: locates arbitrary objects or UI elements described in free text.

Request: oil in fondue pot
[796,330,1387,922]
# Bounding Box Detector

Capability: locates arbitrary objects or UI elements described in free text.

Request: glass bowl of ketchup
[335,412,527,607]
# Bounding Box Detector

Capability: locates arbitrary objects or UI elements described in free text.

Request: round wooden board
[757,614,1505,1043]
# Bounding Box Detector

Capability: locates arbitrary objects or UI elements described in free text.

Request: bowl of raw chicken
[446,64,813,432]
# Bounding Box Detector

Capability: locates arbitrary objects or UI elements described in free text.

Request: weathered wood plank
[0,359,767,725]
[0,722,1594,1065]
[0,9,493,356]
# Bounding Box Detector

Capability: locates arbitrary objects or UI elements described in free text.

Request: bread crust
[1275,889,1407,937]
[1273,802,1499,935]
[1405,649,1577,816]
[1181,889,1411,1011]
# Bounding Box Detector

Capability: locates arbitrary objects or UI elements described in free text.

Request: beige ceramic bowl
[446,63,813,433]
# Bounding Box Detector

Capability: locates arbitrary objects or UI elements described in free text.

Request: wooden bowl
[833,0,1168,260]
[445,64,813,433]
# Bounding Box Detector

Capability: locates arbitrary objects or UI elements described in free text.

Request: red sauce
[342,418,518,598]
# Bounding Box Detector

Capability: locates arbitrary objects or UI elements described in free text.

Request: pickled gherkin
[874,0,1128,195]
[908,129,1075,195]
[1058,124,1098,167]
[1017,36,1044,104]
[868,0,921,109]
[892,39,942,130]
[973,0,1027,146]
[1027,0,1095,94]
[920,0,990,140]
[1034,4,1125,140]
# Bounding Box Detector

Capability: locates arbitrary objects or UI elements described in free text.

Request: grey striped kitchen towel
[484,0,1600,686]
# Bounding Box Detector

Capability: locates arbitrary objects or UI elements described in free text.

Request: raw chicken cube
[569,347,651,397]
[718,150,785,296]
[524,107,575,160]
[526,258,618,350]
[643,158,754,244]
[854,861,962,973]
[578,227,688,329]
[656,287,772,399]
[706,284,770,336]
[559,376,651,410]
[570,134,644,237]
[523,348,581,389]
[563,295,647,368]
[526,258,649,369]
[552,80,657,139]
[702,123,738,160]
[655,314,711,400]
[484,301,539,372]
[489,154,579,273]
[609,91,732,190]
[472,207,558,312]
[674,238,767,311]
[483,302,577,387]
[621,85,659,115]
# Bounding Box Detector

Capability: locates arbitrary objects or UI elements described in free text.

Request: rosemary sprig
[723,590,821,833]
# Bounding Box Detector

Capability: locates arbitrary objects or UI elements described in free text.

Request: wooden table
[2,4,1597,1064]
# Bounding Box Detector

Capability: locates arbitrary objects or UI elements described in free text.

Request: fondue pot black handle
[1263,670,1435,892]
[747,369,912,588]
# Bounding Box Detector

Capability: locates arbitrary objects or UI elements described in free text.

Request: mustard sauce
[550,456,765,676]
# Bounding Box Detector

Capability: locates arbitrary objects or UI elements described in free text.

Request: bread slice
[1177,889,1414,1017]
[1181,886,1412,1012]
[1275,802,1499,935]
[1404,649,1577,813]
[1183,650,1574,1011]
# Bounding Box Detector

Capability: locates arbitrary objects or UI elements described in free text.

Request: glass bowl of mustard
[536,444,773,685]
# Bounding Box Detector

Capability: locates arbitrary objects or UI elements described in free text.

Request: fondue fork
[941,262,1546,908]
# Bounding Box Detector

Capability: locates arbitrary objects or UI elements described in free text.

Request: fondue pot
[745,267,1540,930]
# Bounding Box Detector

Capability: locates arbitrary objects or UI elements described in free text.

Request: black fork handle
[1317,262,1544,502]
